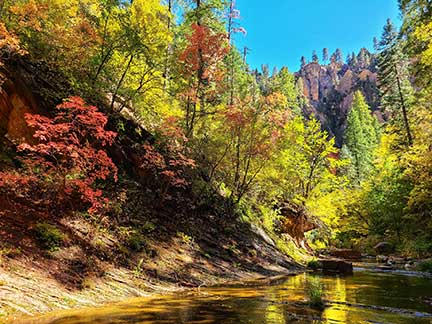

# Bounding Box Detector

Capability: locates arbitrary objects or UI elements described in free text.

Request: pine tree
[335,48,343,64]
[300,56,307,68]
[377,19,413,145]
[312,50,319,63]
[373,37,379,52]
[348,52,358,67]
[330,53,337,64]
[346,54,352,65]
[344,91,379,183]
[358,48,371,68]
[322,48,329,64]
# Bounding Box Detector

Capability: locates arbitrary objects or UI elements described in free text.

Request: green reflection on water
[10,271,432,324]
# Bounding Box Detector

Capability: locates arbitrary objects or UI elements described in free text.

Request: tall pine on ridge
[376,19,413,146]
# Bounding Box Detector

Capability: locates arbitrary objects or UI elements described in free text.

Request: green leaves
[344,91,379,184]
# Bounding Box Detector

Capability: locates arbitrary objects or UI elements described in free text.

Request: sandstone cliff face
[0,68,39,145]
[297,59,379,146]
[0,57,73,147]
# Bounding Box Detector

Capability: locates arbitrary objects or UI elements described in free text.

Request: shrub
[306,277,325,309]
[34,223,64,251]
[417,260,432,273]
[128,232,146,252]
[0,97,117,215]
[118,227,146,252]
[177,232,193,245]
[307,259,321,270]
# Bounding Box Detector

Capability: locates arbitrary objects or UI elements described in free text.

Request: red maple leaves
[180,23,229,82]
[139,117,195,202]
[0,97,117,214]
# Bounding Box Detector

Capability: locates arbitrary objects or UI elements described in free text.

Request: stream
[12,265,432,323]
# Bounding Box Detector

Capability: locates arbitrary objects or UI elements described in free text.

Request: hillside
[0,55,304,319]
[1,0,432,321]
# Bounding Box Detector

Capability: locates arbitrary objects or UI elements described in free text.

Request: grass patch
[306,277,325,309]
[34,223,65,252]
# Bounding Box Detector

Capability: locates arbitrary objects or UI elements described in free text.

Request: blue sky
[233,0,401,72]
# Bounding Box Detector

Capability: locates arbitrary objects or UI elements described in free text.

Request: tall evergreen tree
[335,48,343,64]
[330,53,337,64]
[322,48,329,64]
[300,56,307,68]
[377,19,413,145]
[358,48,371,68]
[345,91,379,183]
[373,37,380,52]
[312,50,319,63]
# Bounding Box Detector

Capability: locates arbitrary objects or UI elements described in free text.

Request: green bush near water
[306,277,325,309]
[417,260,432,273]
[307,259,321,270]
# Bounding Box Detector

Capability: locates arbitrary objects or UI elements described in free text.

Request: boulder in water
[320,259,353,274]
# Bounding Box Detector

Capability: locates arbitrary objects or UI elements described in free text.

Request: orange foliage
[0,22,26,56]
[180,23,229,82]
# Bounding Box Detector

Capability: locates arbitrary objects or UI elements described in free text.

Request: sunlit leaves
[0,97,117,214]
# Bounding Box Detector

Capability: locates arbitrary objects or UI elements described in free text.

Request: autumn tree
[221,95,291,203]
[6,0,99,89]
[179,22,229,137]
[0,97,117,214]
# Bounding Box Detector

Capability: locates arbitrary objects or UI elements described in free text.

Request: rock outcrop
[0,65,39,144]
[0,56,74,147]
[276,202,320,248]
[296,49,380,146]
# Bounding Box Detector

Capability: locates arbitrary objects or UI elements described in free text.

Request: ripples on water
[12,269,432,324]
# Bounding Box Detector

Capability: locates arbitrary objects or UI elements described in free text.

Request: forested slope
[0,0,431,317]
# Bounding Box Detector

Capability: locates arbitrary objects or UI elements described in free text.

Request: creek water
[12,266,432,324]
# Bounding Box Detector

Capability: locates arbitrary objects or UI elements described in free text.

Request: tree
[0,97,118,214]
[335,48,343,64]
[300,56,307,68]
[312,50,319,63]
[322,48,329,64]
[344,91,379,183]
[179,22,229,137]
[270,116,342,203]
[377,19,413,146]
[373,37,380,51]
[270,67,301,115]
[400,0,432,88]
[7,0,99,89]
[357,48,371,68]
[226,0,245,105]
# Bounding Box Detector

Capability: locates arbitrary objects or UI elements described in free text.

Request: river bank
[0,206,303,322]
[9,268,432,324]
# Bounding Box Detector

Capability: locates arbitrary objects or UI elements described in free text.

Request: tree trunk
[110,54,134,112]
[395,72,413,146]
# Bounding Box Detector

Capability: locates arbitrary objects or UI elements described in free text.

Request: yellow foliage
[413,21,432,67]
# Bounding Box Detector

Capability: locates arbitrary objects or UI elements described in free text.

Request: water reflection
[11,271,432,324]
